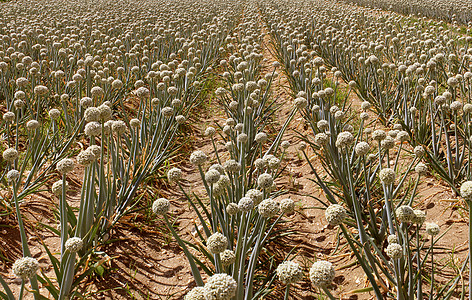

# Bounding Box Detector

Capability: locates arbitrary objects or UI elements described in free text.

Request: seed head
[460,181,472,200]
[6,170,20,183]
[396,205,415,223]
[379,168,395,185]
[325,204,347,225]
[387,235,398,244]
[207,232,227,254]
[3,148,18,163]
[425,222,440,236]
[220,250,236,266]
[280,198,295,214]
[56,158,75,174]
[205,169,221,185]
[12,257,39,280]
[386,243,403,260]
[65,237,83,253]
[276,261,303,285]
[52,180,69,196]
[184,287,206,300]
[238,197,254,212]
[226,203,239,216]
[412,210,426,225]
[258,198,279,218]
[167,168,182,182]
[257,173,273,189]
[309,261,335,288]
[203,273,237,300]
[355,142,370,156]
[415,163,428,175]
[152,198,170,215]
[190,150,208,166]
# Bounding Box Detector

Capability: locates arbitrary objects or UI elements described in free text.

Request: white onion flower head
[184,287,206,300]
[205,169,221,185]
[387,235,398,244]
[317,120,329,131]
[205,127,216,137]
[276,261,303,285]
[309,261,335,287]
[76,150,96,166]
[372,129,387,142]
[112,120,127,135]
[26,120,40,131]
[325,204,347,225]
[12,257,39,280]
[238,197,254,212]
[3,112,15,122]
[294,97,308,109]
[396,205,415,223]
[415,163,428,175]
[355,142,370,156]
[226,203,239,216]
[280,198,295,214]
[425,223,440,236]
[207,232,227,254]
[460,181,472,200]
[167,168,182,183]
[152,198,170,216]
[3,148,18,163]
[49,109,61,120]
[203,273,237,300]
[255,132,268,144]
[246,189,264,205]
[379,168,395,185]
[258,198,279,218]
[414,146,425,158]
[130,118,140,128]
[335,131,354,149]
[56,158,75,174]
[257,173,273,189]
[190,151,208,166]
[386,243,403,260]
[220,250,236,266]
[314,133,328,146]
[6,170,20,183]
[412,210,426,225]
[85,107,100,122]
[84,122,101,137]
[52,180,69,196]
[65,237,83,253]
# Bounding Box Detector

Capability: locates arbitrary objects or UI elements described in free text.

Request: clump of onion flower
[12,257,39,280]
[152,198,170,215]
[52,180,69,196]
[396,205,415,223]
[414,146,425,158]
[426,223,440,236]
[386,243,403,260]
[258,199,279,218]
[255,132,268,144]
[3,148,18,163]
[76,149,96,166]
[207,232,227,254]
[112,120,127,135]
[203,273,237,300]
[246,189,263,205]
[379,168,395,185]
[257,173,273,189]
[238,197,254,212]
[205,169,221,185]
[49,109,61,120]
[6,170,20,183]
[335,131,354,149]
[460,181,472,200]
[220,249,236,266]
[205,127,216,137]
[56,158,75,174]
[224,159,241,173]
[309,261,335,287]
[355,142,370,156]
[65,237,83,253]
[415,163,428,175]
[190,150,208,166]
[184,287,206,300]
[167,167,182,182]
[280,198,295,214]
[325,204,347,225]
[412,210,426,225]
[387,235,398,244]
[226,203,239,216]
[276,261,303,285]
